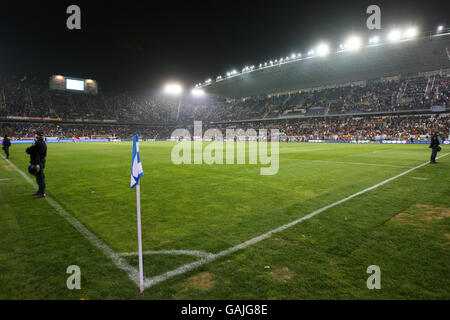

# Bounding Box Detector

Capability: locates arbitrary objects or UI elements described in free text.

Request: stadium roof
[201,32,450,99]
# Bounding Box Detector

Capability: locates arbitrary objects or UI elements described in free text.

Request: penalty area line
[144,152,450,289]
[0,155,141,287]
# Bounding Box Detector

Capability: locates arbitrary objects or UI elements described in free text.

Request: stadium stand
[0,31,449,141]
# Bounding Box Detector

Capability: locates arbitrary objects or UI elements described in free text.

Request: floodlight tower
[163,83,183,121]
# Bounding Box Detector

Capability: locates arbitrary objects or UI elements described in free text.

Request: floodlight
[345,36,361,50]
[164,83,183,95]
[404,28,417,39]
[308,50,314,56]
[438,25,444,31]
[388,30,401,42]
[191,88,205,97]
[369,36,379,44]
[316,43,329,56]
[291,53,296,58]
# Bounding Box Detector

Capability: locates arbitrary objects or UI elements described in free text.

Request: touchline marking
[144,153,450,288]
[0,178,12,181]
[0,155,141,286]
[120,250,213,258]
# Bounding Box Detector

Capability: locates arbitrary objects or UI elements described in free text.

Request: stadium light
[368,36,379,44]
[404,27,417,39]
[191,88,205,97]
[388,30,401,42]
[345,36,362,50]
[163,83,183,95]
[291,53,296,59]
[437,25,444,32]
[316,43,329,56]
[308,50,314,56]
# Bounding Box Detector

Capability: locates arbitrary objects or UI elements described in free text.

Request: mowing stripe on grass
[144,153,450,288]
[0,154,141,286]
[285,158,412,168]
[119,250,213,258]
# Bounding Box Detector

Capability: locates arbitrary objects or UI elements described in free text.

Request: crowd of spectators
[2,114,448,141]
[0,72,448,142]
[0,74,448,124]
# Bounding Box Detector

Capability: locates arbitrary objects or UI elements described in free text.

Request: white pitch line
[0,155,141,286]
[0,178,12,181]
[144,153,450,288]
[120,250,213,258]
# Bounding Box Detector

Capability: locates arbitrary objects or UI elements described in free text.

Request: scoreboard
[49,75,98,95]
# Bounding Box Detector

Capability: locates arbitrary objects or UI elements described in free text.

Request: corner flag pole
[136,181,144,294]
[131,134,145,293]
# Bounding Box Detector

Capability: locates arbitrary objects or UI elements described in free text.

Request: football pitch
[0,141,449,299]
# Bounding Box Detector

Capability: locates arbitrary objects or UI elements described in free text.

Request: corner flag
[130,134,144,293]
[131,135,144,188]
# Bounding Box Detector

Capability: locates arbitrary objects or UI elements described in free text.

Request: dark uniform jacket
[2,137,11,148]
[26,138,47,168]
[429,136,440,150]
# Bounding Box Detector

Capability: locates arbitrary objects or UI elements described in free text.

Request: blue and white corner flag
[130,135,144,188]
[130,134,145,293]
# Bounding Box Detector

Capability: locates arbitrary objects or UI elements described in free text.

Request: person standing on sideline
[26,131,47,198]
[2,135,11,159]
[429,133,441,164]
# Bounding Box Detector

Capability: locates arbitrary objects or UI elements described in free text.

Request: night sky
[1,0,448,96]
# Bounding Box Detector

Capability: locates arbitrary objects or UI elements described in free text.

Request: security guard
[2,135,11,159]
[26,131,47,198]
[429,133,441,164]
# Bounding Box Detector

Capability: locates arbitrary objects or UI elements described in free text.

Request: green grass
[0,141,449,299]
